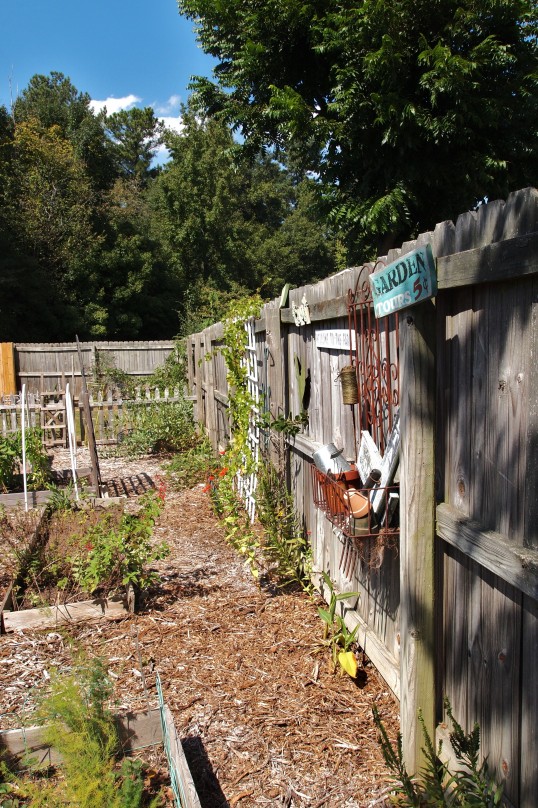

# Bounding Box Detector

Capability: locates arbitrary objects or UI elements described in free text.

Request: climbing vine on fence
[207,295,262,576]
[207,295,312,588]
[219,294,262,463]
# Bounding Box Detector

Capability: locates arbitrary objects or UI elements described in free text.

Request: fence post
[0,343,17,396]
[399,299,437,774]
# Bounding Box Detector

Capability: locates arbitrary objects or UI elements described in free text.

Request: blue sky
[0,0,216,139]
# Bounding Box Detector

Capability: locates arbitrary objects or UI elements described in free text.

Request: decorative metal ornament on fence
[310,262,402,577]
[347,262,399,455]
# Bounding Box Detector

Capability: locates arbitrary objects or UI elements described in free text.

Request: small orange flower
[218,467,229,477]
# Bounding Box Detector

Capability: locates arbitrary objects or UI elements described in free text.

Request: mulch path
[0,450,400,807]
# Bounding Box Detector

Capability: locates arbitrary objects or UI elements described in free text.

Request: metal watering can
[312,443,352,475]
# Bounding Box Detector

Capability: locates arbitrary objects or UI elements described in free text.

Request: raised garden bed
[0,668,201,808]
[1,708,200,808]
[1,490,166,634]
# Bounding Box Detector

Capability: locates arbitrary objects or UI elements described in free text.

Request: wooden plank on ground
[3,596,130,632]
[163,705,203,808]
[0,490,54,508]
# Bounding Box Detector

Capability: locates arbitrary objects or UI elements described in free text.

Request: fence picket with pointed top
[1,386,182,445]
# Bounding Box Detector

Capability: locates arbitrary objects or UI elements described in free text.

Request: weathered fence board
[0,387,181,447]
[11,340,175,397]
[187,188,538,805]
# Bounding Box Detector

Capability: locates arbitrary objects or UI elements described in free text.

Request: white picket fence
[0,387,181,447]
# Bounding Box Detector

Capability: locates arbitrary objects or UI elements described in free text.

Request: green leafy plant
[257,410,309,438]
[204,295,263,579]
[373,697,504,806]
[0,433,20,491]
[166,434,213,491]
[46,481,83,512]
[120,398,197,456]
[147,338,187,390]
[2,658,165,808]
[317,571,360,674]
[206,459,261,578]
[92,350,140,398]
[256,448,312,591]
[70,490,169,592]
[0,428,50,492]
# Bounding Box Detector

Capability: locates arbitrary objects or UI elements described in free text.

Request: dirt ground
[0,449,400,807]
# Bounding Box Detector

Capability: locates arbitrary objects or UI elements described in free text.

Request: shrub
[120,399,197,456]
[0,428,50,492]
[70,490,169,593]
[373,697,504,806]
[1,659,164,808]
[147,338,186,390]
[257,458,312,591]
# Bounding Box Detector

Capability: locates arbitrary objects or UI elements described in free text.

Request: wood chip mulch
[0,451,400,807]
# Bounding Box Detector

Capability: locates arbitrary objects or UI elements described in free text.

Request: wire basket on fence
[310,464,399,540]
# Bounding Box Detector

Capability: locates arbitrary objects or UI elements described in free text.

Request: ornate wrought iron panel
[347,262,399,455]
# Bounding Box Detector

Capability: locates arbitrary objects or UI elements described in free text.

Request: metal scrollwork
[347,260,399,453]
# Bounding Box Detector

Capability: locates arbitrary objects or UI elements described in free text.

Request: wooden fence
[0,387,180,447]
[1,340,176,397]
[187,187,538,806]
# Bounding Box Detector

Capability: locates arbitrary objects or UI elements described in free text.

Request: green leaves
[0,428,50,492]
[373,697,505,806]
[181,0,538,259]
[70,491,169,593]
[317,571,360,673]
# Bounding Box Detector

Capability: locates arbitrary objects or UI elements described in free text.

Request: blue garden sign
[369,244,437,318]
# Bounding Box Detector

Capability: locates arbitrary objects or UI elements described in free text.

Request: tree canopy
[0,73,337,341]
[105,107,165,185]
[180,0,538,257]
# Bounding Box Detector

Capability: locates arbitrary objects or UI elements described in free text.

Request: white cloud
[90,94,141,115]
[159,115,184,135]
[154,95,182,115]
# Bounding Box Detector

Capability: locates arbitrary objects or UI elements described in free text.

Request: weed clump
[1,659,165,807]
[373,697,504,806]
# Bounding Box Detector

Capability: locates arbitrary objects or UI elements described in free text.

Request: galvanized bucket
[312,443,352,475]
